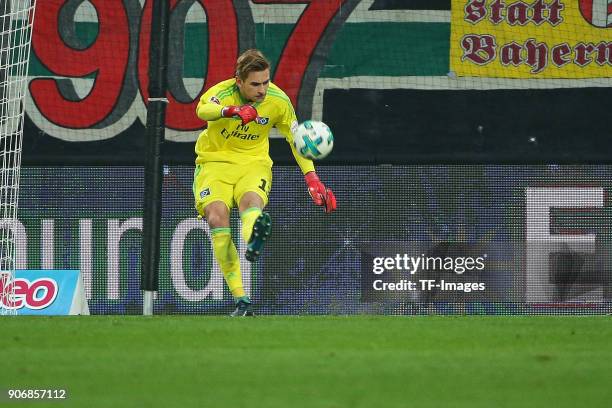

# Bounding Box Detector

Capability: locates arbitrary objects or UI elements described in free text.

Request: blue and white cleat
[230,299,255,317]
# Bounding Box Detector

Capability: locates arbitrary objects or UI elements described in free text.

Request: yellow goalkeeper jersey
[195,78,314,174]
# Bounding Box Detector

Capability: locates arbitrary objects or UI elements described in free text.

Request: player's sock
[210,227,245,298]
[240,207,262,243]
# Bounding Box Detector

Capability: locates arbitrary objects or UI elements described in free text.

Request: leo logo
[200,188,210,199]
[0,273,59,310]
[209,96,221,104]
[579,0,612,27]
[255,117,269,125]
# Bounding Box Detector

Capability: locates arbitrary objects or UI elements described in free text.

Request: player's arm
[196,100,224,121]
[289,141,315,175]
[277,106,336,214]
[196,94,258,125]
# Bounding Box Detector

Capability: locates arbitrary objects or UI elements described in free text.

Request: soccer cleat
[245,212,272,262]
[230,299,255,317]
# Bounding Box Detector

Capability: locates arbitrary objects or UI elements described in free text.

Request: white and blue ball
[293,120,334,160]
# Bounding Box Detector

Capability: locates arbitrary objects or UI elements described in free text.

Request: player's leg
[238,192,264,243]
[204,202,253,316]
[203,201,239,298]
[203,202,250,309]
[194,164,252,315]
[235,165,272,262]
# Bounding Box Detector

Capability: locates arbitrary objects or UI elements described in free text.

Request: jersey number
[258,179,267,193]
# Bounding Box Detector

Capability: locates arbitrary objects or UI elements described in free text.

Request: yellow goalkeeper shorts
[193,161,272,215]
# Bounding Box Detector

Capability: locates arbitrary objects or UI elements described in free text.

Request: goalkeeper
[193,49,336,317]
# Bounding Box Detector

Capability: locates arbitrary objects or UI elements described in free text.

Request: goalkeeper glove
[221,105,258,125]
[304,171,336,214]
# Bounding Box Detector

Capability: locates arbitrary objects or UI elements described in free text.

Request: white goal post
[0,0,37,315]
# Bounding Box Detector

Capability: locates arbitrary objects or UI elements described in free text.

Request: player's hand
[304,172,336,214]
[221,105,258,125]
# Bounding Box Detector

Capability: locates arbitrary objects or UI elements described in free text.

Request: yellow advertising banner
[450,0,612,78]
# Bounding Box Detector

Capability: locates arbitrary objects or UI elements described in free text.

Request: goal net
[0,0,37,315]
[10,1,612,314]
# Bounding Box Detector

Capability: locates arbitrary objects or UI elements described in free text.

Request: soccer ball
[293,120,334,160]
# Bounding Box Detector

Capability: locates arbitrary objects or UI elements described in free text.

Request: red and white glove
[221,105,258,125]
[304,172,336,214]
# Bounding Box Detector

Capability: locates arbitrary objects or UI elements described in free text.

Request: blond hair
[236,49,270,81]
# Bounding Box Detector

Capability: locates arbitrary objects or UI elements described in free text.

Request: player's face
[237,69,270,103]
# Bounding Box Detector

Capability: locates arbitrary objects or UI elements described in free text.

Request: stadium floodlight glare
[0,0,37,316]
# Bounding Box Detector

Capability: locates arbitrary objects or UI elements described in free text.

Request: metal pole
[141,0,169,315]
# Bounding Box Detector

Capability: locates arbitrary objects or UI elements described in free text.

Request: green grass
[1,316,611,407]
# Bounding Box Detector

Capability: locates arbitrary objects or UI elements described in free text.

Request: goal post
[0,0,37,315]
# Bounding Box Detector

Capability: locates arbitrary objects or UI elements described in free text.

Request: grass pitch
[1,316,611,407]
